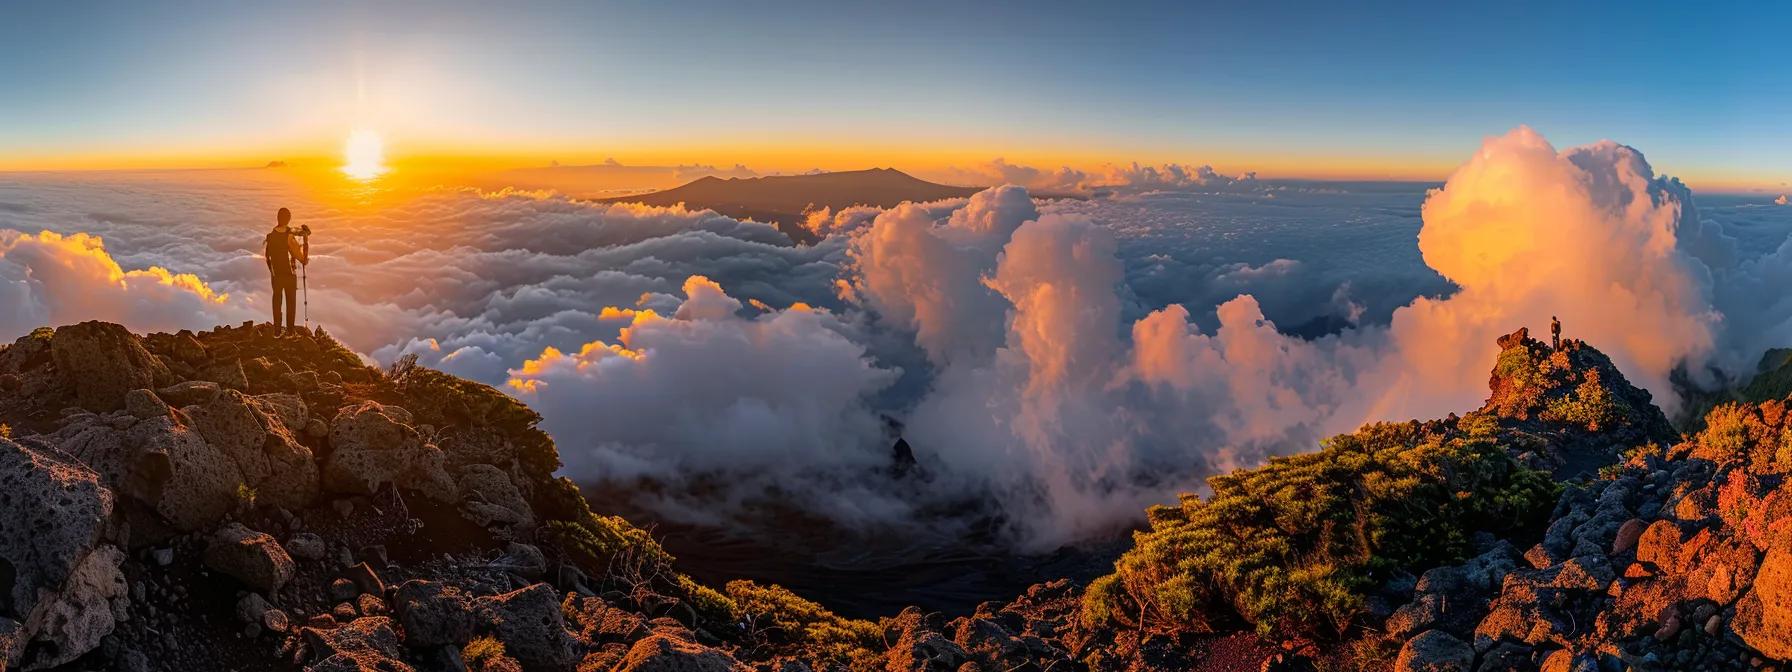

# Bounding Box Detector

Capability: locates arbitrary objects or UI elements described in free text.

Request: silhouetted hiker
[265,208,308,336]
[1551,315,1561,350]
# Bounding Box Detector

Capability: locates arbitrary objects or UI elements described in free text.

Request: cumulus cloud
[845,186,1035,367]
[505,275,909,526]
[0,229,255,340]
[835,126,1787,546]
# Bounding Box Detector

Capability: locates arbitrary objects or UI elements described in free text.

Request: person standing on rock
[1551,315,1561,350]
[264,208,308,336]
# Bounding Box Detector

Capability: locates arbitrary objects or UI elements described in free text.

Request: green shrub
[1082,415,1557,639]
[726,580,881,669]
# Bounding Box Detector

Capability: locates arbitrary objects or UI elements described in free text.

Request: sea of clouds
[5,127,1792,550]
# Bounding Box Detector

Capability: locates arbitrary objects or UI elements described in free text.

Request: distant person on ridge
[1551,315,1561,350]
[264,207,308,336]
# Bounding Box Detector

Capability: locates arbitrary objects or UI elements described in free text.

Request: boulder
[1733,532,1792,658]
[393,580,475,647]
[1395,630,1474,672]
[123,389,172,420]
[50,321,170,411]
[614,633,747,672]
[156,380,221,407]
[0,328,53,374]
[457,464,534,529]
[26,545,127,671]
[474,583,573,670]
[171,330,207,364]
[204,522,296,593]
[303,616,415,672]
[0,436,125,670]
[286,532,327,561]
[186,390,319,509]
[118,415,240,530]
[324,402,455,501]
[197,358,249,392]
[254,392,310,435]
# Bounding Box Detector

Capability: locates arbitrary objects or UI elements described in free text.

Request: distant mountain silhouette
[598,168,981,244]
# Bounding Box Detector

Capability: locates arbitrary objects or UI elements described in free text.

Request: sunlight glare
[341,129,388,180]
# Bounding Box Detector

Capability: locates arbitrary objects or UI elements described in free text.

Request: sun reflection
[341,129,388,180]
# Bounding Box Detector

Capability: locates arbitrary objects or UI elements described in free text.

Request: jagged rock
[185,389,319,509]
[1395,630,1474,672]
[123,389,171,420]
[457,463,534,529]
[286,370,322,393]
[51,321,171,411]
[614,633,747,672]
[303,616,415,672]
[197,358,249,392]
[474,583,573,670]
[0,328,53,374]
[1733,531,1792,658]
[171,330,207,364]
[0,436,125,670]
[255,392,310,434]
[120,414,240,530]
[156,380,221,406]
[31,545,126,671]
[324,402,456,501]
[47,410,237,532]
[204,522,296,593]
[393,580,475,647]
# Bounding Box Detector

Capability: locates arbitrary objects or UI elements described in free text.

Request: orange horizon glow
[1,140,1785,194]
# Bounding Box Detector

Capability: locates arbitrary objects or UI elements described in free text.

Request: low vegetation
[726,580,882,668]
[1082,413,1558,639]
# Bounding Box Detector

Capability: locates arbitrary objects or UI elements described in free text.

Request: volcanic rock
[204,522,297,593]
[0,436,125,670]
[323,401,455,501]
[51,321,170,411]
[474,583,573,670]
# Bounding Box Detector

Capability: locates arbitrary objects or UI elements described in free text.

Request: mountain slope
[597,168,981,243]
[8,321,1792,672]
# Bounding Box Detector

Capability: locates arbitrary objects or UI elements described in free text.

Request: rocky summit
[4,321,1792,672]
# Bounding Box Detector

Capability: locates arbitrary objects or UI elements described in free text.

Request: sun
[341,129,388,180]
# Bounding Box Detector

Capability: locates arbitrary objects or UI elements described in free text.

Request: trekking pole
[300,227,311,332]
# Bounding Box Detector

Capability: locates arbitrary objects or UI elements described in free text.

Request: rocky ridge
[3,321,1792,671]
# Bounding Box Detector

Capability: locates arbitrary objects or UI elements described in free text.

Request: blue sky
[2,1,1788,186]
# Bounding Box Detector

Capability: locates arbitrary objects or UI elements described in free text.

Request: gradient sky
[3,1,1789,186]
